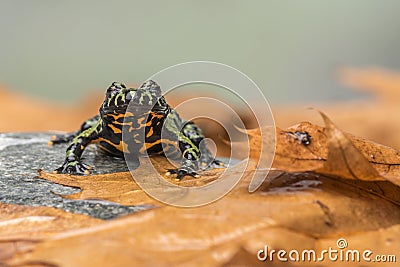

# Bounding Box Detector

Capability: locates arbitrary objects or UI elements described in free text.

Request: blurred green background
[1,0,400,104]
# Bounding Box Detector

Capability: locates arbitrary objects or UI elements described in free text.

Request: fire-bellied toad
[50,80,222,179]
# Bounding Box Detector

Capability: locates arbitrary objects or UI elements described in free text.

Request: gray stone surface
[0,132,150,220]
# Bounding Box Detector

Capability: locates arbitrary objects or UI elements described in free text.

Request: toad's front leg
[49,115,101,145]
[54,121,102,175]
[165,129,203,180]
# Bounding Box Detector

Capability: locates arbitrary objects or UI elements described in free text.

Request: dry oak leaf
[243,112,400,205]
[244,113,400,182]
[38,157,226,206]
[0,202,102,262]
[315,224,400,267]
[315,111,400,186]
[7,169,400,267]
[37,170,156,206]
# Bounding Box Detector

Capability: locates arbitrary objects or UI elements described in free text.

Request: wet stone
[0,132,147,220]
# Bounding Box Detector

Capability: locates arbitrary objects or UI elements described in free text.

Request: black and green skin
[51,80,222,179]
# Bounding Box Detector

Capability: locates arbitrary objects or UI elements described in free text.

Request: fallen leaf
[242,116,400,181]
[38,170,155,206]
[316,111,384,182]
[7,169,400,266]
[0,203,103,262]
[38,157,226,206]
[316,224,400,266]
[241,113,400,207]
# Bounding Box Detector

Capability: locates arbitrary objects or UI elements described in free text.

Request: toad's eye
[107,82,126,96]
[109,82,126,91]
[138,80,161,97]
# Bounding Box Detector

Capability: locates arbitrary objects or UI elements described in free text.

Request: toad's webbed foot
[53,160,93,175]
[166,168,200,180]
[166,160,199,180]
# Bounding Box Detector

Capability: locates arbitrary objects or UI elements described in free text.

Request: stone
[0,133,145,219]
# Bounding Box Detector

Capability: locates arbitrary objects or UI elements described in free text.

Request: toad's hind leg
[181,122,224,169]
[49,115,101,145]
[163,111,213,179]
